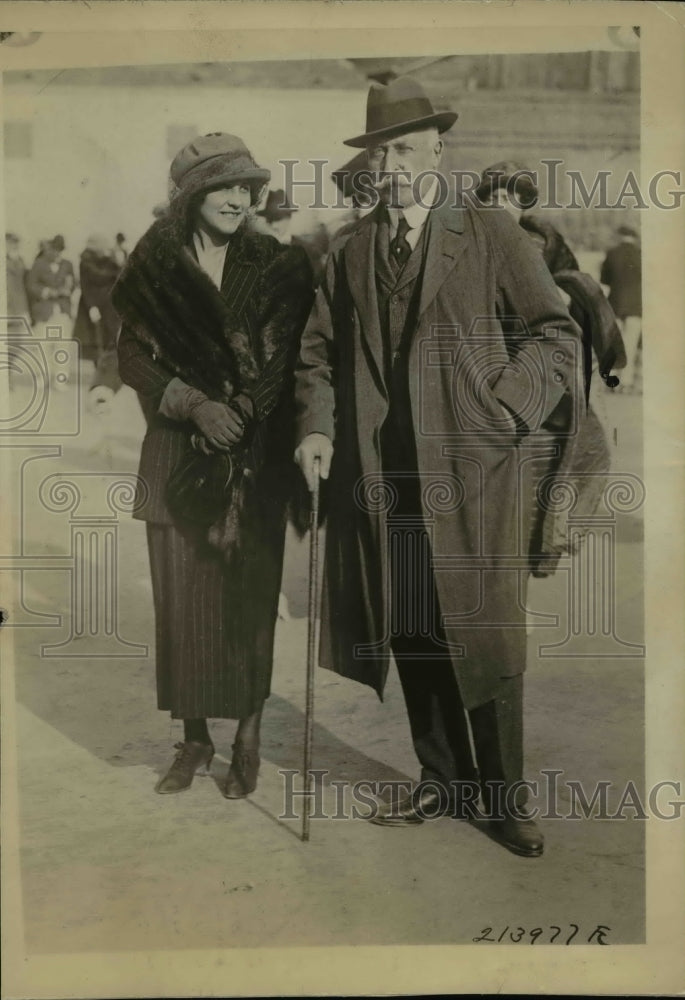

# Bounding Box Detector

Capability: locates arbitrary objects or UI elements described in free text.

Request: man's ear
[434,138,444,161]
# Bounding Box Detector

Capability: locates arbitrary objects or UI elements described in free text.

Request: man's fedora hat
[343,76,458,148]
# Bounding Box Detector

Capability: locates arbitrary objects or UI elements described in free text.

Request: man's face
[198,184,252,239]
[366,128,443,209]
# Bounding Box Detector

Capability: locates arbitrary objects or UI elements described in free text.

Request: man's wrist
[297,413,335,445]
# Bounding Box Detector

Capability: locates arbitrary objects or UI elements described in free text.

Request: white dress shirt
[386,177,439,250]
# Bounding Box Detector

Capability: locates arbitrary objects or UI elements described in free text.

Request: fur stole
[112,213,314,560]
[112,213,311,402]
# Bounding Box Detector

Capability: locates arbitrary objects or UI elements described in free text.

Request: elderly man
[294,77,581,857]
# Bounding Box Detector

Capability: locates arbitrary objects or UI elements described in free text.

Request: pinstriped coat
[114,215,313,532]
[113,213,313,718]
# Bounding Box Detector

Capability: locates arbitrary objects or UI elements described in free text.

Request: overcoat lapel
[343,210,387,398]
[418,203,468,317]
[374,215,396,291]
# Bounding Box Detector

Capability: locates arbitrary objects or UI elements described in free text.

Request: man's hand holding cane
[295,432,333,492]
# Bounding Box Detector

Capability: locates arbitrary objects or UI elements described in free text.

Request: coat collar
[151,209,269,274]
[343,208,386,397]
[341,199,468,393]
[344,196,466,324]
[417,198,467,317]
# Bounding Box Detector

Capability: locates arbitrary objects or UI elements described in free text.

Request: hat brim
[343,111,458,148]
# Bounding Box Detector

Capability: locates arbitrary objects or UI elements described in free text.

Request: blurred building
[4,49,639,260]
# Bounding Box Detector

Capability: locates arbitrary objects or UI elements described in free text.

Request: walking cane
[302,456,320,842]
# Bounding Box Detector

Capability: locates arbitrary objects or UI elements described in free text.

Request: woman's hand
[189,399,245,451]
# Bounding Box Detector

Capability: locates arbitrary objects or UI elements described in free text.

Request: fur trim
[112,212,314,558]
[112,214,310,402]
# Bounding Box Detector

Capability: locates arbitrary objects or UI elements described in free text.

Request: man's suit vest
[374,212,429,474]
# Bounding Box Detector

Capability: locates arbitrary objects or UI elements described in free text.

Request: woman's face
[197,184,252,238]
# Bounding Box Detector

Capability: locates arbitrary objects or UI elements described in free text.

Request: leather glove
[188,398,245,451]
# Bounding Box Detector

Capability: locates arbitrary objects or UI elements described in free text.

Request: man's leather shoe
[490,812,544,858]
[155,740,214,794]
[370,785,457,826]
[222,743,260,799]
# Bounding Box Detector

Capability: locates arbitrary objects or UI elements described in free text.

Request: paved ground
[5,363,645,954]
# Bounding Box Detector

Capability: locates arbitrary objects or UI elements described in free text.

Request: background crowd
[4,182,642,410]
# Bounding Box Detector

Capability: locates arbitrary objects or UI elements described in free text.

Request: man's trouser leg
[393,649,478,793]
[468,674,525,819]
[389,514,478,797]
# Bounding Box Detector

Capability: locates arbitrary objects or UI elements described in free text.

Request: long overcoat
[26,255,75,324]
[114,216,313,717]
[73,249,122,360]
[295,199,582,710]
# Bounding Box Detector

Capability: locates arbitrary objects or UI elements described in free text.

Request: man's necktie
[389,215,412,272]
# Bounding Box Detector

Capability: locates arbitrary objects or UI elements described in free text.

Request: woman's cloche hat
[169,133,271,202]
[475,160,539,210]
[343,76,458,148]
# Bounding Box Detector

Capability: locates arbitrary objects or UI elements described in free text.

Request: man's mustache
[369,172,412,191]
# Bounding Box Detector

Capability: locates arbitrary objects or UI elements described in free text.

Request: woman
[473,159,538,222]
[518,213,627,407]
[113,133,313,798]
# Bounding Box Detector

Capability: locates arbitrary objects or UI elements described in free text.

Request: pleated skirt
[146,506,286,720]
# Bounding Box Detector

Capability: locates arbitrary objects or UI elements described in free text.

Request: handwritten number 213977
[472,924,610,944]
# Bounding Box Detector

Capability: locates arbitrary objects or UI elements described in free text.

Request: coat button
[554,372,564,383]
[393,351,401,362]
